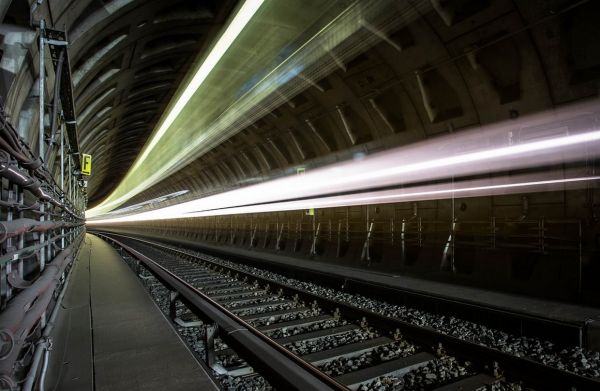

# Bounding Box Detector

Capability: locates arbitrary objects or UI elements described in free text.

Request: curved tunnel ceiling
[40,0,238,206]
[6,0,598,216]
[92,0,600,217]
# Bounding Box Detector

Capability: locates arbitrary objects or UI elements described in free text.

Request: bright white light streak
[87,175,600,225]
[286,176,600,211]
[130,0,265,172]
[90,126,600,222]
[88,99,600,223]
[346,130,600,185]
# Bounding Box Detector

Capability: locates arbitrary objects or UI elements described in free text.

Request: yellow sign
[82,154,92,176]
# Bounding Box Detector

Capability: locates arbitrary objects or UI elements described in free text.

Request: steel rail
[100,234,348,391]
[109,230,591,347]
[101,232,600,391]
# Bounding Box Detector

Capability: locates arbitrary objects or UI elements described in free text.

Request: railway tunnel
[1,0,600,390]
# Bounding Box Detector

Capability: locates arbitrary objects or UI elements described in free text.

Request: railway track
[98,233,600,391]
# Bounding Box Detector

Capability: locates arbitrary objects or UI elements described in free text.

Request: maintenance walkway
[45,233,218,391]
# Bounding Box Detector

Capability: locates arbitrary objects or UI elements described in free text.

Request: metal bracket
[400,219,406,264]
[168,291,179,320]
[173,317,203,328]
[441,220,457,273]
[309,222,321,257]
[361,222,373,264]
[205,323,218,368]
[275,223,284,251]
[250,224,257,248]
[45,39,68,47]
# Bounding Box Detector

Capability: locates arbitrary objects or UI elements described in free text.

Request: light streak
[87,102,600,224]
[131,0,265,171]
[86,0,265,217]
[103,190,189,215]
[87,174,600,225]
[86,0,409,217]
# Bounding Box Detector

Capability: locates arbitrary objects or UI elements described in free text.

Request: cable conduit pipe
[0,153,82,219]
[0,114,40,170]
[0,219,79,243]
[21,243,76,391]
[0,235,84,387]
